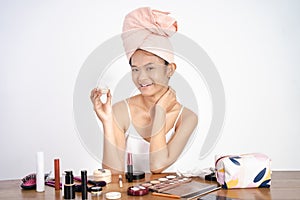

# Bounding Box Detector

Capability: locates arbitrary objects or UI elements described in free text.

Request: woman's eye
[131,68,138,72]
[146,66,154,71]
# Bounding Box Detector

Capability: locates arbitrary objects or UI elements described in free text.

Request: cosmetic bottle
[81,170,88,200]
[54,159,60,190]
[36,151,45,192]
[61,172,66,197]
[64,171,75,199]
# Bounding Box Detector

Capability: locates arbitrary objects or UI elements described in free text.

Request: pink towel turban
[122,7,178,63]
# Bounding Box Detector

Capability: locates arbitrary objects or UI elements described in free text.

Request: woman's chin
[140,91,154,97]
[139,85,153,94]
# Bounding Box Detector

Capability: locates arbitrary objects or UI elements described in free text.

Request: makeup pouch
[215,153,271,189]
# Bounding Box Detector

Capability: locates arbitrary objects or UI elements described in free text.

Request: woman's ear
[167,63,177,78]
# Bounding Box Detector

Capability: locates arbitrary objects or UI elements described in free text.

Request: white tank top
[124,100,184,172]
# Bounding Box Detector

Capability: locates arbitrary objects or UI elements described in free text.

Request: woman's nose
[137,69,149,80]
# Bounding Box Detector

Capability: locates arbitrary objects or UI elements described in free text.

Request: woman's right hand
[90,88,113,122]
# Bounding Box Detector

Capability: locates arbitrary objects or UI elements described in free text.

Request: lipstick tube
[127,153,133,182]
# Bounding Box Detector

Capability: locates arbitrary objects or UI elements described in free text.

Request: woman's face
[130,50,170,97]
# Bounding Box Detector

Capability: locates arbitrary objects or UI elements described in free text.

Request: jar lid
[93,169,111,176]
[89,186,102,192]
[105,192,121,199]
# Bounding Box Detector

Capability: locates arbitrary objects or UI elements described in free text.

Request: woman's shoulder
[112,94,142,114]
[173,106,198,137]
[123,94,142,106]
[181,107,198,124]
[112,99,127,110]
[112,100,131,131]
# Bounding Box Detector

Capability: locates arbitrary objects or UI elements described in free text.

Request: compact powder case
[127,186,149,196]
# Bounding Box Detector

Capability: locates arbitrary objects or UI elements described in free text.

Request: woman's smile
[140,83,153,87]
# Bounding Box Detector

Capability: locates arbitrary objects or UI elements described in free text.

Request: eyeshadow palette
[139,175,192,193]
[132,174,220,199]
[163,181,220,199]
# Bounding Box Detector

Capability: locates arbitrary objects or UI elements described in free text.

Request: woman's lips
[140,83,153,88]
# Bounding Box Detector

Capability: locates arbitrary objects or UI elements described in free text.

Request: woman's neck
[140,87,168,110]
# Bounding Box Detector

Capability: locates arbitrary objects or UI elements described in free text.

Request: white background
[1,0,299,180]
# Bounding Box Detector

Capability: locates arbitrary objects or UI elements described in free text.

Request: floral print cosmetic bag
[215,153,271,189]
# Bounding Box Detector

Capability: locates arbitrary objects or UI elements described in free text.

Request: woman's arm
[149,89,198,173]
[90,89,126,173]
[101,116,126,173]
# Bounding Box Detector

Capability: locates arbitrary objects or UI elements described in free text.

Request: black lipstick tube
[81,170,88,199]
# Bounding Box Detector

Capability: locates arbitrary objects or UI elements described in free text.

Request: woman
[90,7,198,173]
